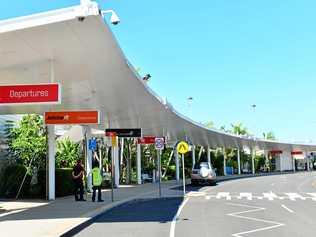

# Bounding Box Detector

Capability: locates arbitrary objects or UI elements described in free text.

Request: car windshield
[194,163,210,169]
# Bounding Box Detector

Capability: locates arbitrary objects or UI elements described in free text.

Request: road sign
[177,141,189,154]
[0,83,61,105]
[138,136,156,145]
[155,137,165,150]
[105,128,142,138]
[89,138,97,151]
[45,111,100,125]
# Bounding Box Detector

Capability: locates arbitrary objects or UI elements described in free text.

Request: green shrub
[37,168,74,198]
[0,164,32,198]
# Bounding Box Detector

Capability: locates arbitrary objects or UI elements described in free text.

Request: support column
[48,125,56,201]
[114,139,120,187]
[207,146,211,164]
[237,148,241,175]
[137,143,142,185]
[85,126,93,192]
[175,150,180,181]
[223,147,227,176]
[192,145,196,168]
[306,152,310,171]
[292,155,296,172]
[251,148,255,175]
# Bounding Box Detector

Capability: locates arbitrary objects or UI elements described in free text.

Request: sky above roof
[1,0,316,142]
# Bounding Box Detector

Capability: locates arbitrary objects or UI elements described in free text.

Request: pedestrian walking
[92,160,104,202]
[72,159,86,202]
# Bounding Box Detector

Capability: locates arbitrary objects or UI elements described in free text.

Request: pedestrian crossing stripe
[187,192,316,201]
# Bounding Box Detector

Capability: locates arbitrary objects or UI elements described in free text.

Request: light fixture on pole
[101,10,120,25]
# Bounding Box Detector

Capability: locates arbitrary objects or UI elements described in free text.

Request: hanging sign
[44,110,100,125]
[105,128,142,138]
[0,83,61,105]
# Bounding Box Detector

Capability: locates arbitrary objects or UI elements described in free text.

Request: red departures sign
[0,83,61,105]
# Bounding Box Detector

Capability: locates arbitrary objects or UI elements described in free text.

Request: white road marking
[285,193,306,201]
[227,203,285,237]
[306,193,316,201]
[216,192,232,200]
[237,193,252,200]
[263,192,278,201]
[281,204,294,213]
[169,197,190,237]
[186,191,206,197]
[0,209,26,218]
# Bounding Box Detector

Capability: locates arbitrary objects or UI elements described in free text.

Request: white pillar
[175,150,180,181]
[237,148,241,175]
[85,127,93,192]
[192,145,196,168]
[207,146,211,164]
[280,154,283,172]
[292,155,296,172]
[251,148,255,175]
[114,140,120,187]
[48,125,55,201]
[137,143,142,184]
[306,152,310,171]
[223,147,227,176]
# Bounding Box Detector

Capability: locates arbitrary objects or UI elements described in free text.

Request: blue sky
[1,0,316,142]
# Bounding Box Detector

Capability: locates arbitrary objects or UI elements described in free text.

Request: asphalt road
[75,172,316,237]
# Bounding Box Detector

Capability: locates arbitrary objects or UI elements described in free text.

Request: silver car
[191,162,217,185]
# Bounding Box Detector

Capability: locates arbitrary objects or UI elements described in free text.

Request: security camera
[101,10,120,25]
[78,16,85,22]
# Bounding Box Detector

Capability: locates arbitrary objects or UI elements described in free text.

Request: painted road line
[285,193,306,201]
[281,204,294,213]
[169,197,190,237]
[216,192,232,200]
[237,193,252,200]
[306,193,316,201]
[227,203,285,237]
[263,192,278,201]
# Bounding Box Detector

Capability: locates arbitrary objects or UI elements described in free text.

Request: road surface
[75,172,316,237]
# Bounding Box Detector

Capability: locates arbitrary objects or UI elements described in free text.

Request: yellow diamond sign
[177,141,189,154]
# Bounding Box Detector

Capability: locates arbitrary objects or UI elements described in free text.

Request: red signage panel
[291,151,303,155]
[0,83,61,105]
[45,111,100,125]
[138,136,156,144]
[270,150,283,155]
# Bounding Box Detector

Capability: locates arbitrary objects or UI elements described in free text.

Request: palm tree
[230,122,249,136]
[263,132,276,140]
[204,121,215,129]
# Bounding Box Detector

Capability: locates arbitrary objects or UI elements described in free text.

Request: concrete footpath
[0,171,299,237]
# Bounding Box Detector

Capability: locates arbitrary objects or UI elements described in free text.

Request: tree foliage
[6,115,47,169]
[56,138,80,168]
[263,131,276,140]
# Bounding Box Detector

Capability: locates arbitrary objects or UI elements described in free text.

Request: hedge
[0,164,32,198]
[38,168,74,198]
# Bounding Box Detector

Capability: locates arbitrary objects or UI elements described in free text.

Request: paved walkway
[0,171,303,237]
[0,180,182,237]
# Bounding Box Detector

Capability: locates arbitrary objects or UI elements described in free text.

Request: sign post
[155,138,165,198]
[177,141,189,195]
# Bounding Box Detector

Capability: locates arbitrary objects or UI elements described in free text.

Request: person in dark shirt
[72,159,86,201]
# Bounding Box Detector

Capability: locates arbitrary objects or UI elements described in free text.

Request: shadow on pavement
[94,197,184,223]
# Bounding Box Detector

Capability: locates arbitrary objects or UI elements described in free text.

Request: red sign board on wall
[0,83,61,105]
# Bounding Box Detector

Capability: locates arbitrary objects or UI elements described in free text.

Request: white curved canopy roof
[0,2,315,151]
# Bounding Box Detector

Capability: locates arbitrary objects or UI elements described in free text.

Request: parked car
[191,162,217,185]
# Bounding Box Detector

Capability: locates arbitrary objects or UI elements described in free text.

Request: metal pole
[137,143,142,185]
[158,150,162,198]
[237,148,241,175]
[182,154,186,195]
[111,146,114,202]
[175,151,180,181]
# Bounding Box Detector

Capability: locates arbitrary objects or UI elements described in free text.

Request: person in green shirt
[92,160,104,202]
